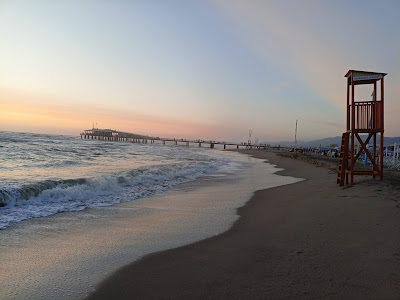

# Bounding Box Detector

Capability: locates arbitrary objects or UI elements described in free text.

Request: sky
[0,0,399,142]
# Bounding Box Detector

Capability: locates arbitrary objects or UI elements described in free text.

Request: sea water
[0,131,233,229]
[0,131,303,300]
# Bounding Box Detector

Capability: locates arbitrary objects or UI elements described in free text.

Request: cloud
[0,88,225,138]
[299,118,343,130]
[213,2,345,105]
[212,1,398,112]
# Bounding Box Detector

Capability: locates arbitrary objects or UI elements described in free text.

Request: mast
[294,120,298,150]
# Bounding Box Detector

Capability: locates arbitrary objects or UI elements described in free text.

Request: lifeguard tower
[337,70,387,186]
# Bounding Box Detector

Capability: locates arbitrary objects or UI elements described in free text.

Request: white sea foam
[0,160,231,229]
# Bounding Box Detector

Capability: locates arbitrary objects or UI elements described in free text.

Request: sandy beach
[87,150,400,299]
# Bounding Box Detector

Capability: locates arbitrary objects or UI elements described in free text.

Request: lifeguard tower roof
[345,70,387,85]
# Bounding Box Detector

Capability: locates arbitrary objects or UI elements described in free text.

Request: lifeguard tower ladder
[337,70,387,186]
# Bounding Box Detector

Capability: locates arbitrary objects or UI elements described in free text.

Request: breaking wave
[0,161,223,229]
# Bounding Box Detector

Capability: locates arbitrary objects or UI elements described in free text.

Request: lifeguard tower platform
[337,70,387,186]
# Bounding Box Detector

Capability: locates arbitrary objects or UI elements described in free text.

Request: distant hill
[263,135,400,148]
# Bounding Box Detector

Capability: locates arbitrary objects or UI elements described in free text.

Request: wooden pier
[80,128,267,150]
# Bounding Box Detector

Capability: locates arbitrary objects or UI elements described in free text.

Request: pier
[80,128,267,150]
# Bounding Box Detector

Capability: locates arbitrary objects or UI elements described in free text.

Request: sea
[0,131,237,229]
[0,131,302,300]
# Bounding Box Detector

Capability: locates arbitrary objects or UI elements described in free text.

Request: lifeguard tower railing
[351,100,383,131]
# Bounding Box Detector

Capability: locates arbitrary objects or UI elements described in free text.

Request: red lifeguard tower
[337,70,387,186]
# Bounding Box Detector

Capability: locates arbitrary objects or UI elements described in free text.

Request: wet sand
[86,150,400,299]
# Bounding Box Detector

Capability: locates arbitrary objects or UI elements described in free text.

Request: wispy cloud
[212,1,398,112]
[299,118,343,130]
[0,88,225,138]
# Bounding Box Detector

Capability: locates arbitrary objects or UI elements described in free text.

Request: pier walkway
[80,128,267,150]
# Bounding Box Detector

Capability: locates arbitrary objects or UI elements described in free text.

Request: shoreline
[86,150,400,299]
[1,150,297,300]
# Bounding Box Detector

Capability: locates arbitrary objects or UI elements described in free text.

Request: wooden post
[380,78,384,180]
[372,81,377,178]
[350,77,355,185]
[347,77,350,131]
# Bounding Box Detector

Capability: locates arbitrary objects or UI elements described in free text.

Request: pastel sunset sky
[1,1,399,142]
